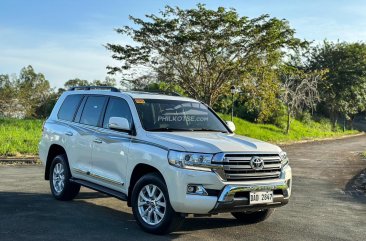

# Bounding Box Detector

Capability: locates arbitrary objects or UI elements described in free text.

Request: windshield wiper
[147,127,228,133]
[191,128,228,133]
[146,127,194,132]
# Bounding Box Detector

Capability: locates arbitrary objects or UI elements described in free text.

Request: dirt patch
[0,157,41,165]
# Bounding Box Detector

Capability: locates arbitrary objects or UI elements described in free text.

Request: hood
[145,132,282,153]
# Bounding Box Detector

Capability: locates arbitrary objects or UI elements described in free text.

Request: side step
[70,178,128,201]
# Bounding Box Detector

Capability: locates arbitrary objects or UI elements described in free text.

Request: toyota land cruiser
[39,86,292,234]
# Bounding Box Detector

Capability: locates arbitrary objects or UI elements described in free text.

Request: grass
[0,118,43,156]
[219,114,359,144]
[0,116,360,156]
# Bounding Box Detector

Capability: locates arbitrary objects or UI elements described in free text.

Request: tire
[49,154,80,201]
[231,209,274,224]
[131,173,184,234]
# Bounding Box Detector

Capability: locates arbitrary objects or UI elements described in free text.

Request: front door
[90,97,134,192]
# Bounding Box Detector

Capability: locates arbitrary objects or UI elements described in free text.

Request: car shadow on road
[180,216,245,232]
[0,191,247,241]
[344,168,366,203]
[75,190,109,199]
[0,191,182,241]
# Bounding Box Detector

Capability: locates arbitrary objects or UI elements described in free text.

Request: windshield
[134,99,228,132]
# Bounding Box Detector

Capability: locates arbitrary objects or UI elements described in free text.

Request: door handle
[93,138,103,144]
[65,131,73,136]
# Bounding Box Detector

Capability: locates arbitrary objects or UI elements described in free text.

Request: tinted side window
[58,95,83,121]
[103,98,133,128]
[74,96,87,123]
[80,96,106,126]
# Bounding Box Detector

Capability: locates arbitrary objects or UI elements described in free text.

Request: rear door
[56,94,87,175]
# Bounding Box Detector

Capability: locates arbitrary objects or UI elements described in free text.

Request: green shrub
[0,116,359,156]
[0,118,43,156]
[299,111,312,125]
[219,114,358,143]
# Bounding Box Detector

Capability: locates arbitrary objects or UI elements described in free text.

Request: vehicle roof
[64,90,200,102]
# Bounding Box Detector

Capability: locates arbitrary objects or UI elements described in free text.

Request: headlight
[168,150,214,171]
[279,151,289,167]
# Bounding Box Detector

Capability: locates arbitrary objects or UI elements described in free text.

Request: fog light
[187,185,196,193]
[187,185,208,195]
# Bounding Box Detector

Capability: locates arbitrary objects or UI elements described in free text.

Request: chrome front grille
[216,153,282,181]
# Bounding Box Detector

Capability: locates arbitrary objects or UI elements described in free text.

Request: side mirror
[109,117,131,132]
[225,121,236,132]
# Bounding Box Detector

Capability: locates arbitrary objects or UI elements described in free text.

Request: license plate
[250,191,273,204]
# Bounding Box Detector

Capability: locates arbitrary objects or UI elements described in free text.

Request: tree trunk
[349,116,354,130]
[331,112,338,131]
[205,93,213,107]
[286,106,291,134]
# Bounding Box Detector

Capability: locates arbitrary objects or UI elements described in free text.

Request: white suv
[39,86,292,234]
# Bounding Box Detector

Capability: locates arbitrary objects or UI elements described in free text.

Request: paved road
[1,135,366,241]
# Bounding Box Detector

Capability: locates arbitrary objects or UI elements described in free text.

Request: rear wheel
[231,209,274,224]
[49,154,80,201]
[131,173,184,234]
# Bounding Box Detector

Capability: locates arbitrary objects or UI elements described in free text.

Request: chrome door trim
[72,168,124,186]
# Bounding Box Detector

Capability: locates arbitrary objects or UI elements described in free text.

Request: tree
[236,50,284,122]
[279,66,325,133]
[16,66,52,118]
[35,92,59,118]
[0,74,15,117]
[64,78,89,89]
[92,76,117,87]
[1,67,118,119]
[106,4,307,106]
[310,41,366,129]
[63,77,117,90]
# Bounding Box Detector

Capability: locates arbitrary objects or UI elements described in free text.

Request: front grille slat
[226,172,281,177]
[224,164,251,170]
[260,156,281,161]
[224,164,281,170]
[221,153,282,181]
[225,167,281,172]
[226,174,280,180]
[224,157,251,161]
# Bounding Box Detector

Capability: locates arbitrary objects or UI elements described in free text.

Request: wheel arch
[45,144,67,180]
[127,163,165,207]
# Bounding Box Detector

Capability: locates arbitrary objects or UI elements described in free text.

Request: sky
[1,0,366,88]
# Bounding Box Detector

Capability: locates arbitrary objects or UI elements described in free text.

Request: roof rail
[68,86,120,92]
[135,90,181,96]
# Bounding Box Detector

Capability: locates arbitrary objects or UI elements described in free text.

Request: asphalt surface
[1,135,366,241]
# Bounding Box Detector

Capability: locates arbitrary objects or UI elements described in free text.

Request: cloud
[0,25,130,88]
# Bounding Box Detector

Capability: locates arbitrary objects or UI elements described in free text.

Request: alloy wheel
[52,163,65,193]
[137,184,166,225]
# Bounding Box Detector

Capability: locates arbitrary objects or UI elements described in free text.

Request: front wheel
[231,209,274,224]
[131,173,184,234]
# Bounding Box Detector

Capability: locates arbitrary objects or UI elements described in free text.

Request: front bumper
[210,178,291,213]
[166,164,292,214]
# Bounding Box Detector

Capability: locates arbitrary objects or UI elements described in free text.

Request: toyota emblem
[250,156,264,170]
